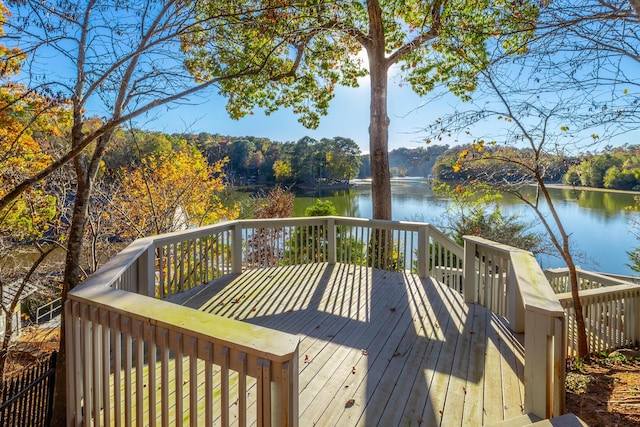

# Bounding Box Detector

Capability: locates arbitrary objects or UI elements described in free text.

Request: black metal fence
[0,351,57,427]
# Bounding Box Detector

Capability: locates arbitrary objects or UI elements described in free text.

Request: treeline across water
[100,128,640,196]
[105,130,451,186]
[431,143,640,192]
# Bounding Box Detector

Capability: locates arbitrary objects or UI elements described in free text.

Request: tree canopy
[183,0,539,219]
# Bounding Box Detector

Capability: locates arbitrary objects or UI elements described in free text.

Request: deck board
[168,262,525,426]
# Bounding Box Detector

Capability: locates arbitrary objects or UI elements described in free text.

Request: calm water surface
[292,177,640,276]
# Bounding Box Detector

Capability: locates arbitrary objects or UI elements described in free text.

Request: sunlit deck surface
[168,263,525,426]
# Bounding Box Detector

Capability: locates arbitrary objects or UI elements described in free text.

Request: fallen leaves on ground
[566,350,640,427]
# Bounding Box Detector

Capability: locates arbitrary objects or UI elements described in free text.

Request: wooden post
[418,225,429,279]
[233,222,243,274]
[633,291,640,346]
[272,347,299,427]
[524,309,565,419]
[553,316,566,416]
[64,300,78,426]
[508,265,525,333]
[327,218,337,265]
[463,238,477,303]
[138,244,156,297]
[289,344,300,427]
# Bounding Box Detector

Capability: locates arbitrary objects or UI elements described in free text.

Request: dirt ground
[4,326,60,378]
[566,349,640,427]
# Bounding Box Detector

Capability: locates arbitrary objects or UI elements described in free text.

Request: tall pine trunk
[367,2,392,221]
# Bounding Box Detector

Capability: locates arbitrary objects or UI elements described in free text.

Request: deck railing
[545,267,633,293]
[66,237,300,427]
[66,216,462,426]
[235,216,463,284]
[463,236,566,420]
[108,216,463,298]
[545,267,640,357]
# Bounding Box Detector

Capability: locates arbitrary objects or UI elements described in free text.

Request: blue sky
[135,65,640,155]
[137,72,459,154]
[14,4,638,157]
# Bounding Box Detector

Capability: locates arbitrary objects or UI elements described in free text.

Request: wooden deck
[168,263,525,426]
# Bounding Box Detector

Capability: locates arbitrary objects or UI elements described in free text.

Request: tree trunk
[567,258,589,358]
[51,154,92,426]
[367,2,392,221]
[630,0,640,18]
[538,181,589,358]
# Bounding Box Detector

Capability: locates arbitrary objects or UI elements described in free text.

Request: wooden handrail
[557,283,640,356]
[545,266,634,293]
[67,226,300,426]
[462,235,565,420]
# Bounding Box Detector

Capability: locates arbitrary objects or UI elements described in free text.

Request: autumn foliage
[0,83,71,241]
[109,146,237,239]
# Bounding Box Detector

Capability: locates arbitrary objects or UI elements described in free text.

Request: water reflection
[293,180,640,276]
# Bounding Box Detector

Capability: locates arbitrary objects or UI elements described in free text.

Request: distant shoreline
[296,182,354,190]
[355,178,640,195]
[541,183,640,195]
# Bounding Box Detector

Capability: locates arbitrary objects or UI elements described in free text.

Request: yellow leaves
[560,126,569,132]
[111,149,236,238]
[451,148,472,174]
[0,84,70,240]
[472,139,485,153]
[0,84,71,187]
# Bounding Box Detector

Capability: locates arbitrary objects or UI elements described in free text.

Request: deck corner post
[138,244,156,297]
[279,343,299,427]
[232,222,243,274]
[462,237,477,303]
[524,309,565,419]
[508,265,526,333]
[64,299,78,426]
[553,316,567,416]
[327,217,337,265]
[633,292,640,347]
[291,345,299,427]
[418,225,429,279]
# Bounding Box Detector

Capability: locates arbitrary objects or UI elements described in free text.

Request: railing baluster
[187,338,198,427]
[135,320,145,427]
[123,317,133,427]
[111,313,122,426]
[159,329,169,427]
[147,324,157,427]
[91,307,101,427]
[80,304,94,427]
[101,310,112,427]
[173,332,184,427]
[238,352,247,427]
[220,347,230,426]
[258,359,272,427]
[158,247,164,299]
[202,343,213,427]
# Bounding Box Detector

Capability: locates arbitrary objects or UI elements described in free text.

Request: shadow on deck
[168,263,525,426]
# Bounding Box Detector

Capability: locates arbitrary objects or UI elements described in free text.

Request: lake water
[292,177,640,276]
